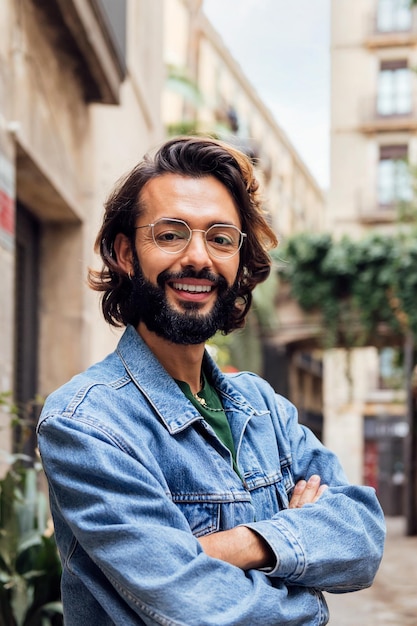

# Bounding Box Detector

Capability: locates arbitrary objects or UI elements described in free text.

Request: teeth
[173,282,212,293]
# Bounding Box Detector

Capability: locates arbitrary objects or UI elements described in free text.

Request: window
[377,0,412,32]
[97,0,127,63]
[377,145,412,206]
[378,347,404,389]
[377,60,411,115]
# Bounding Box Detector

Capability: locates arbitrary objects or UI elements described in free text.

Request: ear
[113,233,133,275]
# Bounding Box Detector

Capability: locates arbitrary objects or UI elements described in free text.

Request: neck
[137,322,206,394]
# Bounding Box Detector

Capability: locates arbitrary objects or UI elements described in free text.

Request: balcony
[356,190,403,224]
[357,204,398,225]
[358,97,417,134]
[364,10,417,48]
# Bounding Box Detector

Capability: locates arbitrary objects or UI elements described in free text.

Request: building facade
[0,0,164,465]
[327,0,416,513]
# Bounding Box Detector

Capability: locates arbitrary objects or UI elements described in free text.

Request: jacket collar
[116,325,252,434]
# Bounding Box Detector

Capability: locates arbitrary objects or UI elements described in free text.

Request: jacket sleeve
[37,412,329,626]
[242,393,386,593]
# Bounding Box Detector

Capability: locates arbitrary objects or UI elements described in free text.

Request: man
[37,136,385,625]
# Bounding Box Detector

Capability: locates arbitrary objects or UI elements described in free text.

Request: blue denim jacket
[37,325,385,625]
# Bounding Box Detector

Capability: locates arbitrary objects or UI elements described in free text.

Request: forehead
[139,174,241,226]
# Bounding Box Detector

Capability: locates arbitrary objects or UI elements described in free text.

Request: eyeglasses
[135,218,246,259]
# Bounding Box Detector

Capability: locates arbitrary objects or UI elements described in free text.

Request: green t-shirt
[176,372,240,477]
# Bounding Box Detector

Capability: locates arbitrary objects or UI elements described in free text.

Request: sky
[203,0,330,190]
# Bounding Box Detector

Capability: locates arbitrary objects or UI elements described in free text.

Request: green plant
[276,229,417,349]
[0,393,62,626]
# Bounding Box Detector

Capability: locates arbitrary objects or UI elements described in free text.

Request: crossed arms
[199,474,328,570]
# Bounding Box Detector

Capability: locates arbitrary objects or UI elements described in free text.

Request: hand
[289,474,328,509]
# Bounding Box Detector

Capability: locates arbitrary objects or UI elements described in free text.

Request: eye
[157,229,184,242]
[212,234,233,246]
[154,225,189,244]
[207,227,237,248]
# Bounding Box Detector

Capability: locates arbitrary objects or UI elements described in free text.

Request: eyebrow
[156,217,243,229]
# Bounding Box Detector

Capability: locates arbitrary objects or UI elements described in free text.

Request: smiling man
[119,175,242,349]
[37,136,385,625]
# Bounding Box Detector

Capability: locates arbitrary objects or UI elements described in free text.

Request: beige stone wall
[327,0,414,485]
[4,1,95,401]
[1,1,90,449]
[323,348,380,483]
[327,0,380,479]
[13,2,90,220]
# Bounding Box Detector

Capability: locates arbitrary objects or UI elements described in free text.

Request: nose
[180,229,213,269]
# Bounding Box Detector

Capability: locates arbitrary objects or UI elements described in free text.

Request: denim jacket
[37,325,385,626]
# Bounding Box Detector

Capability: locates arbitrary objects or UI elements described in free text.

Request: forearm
[246,485,385,591]
[198,475,327,571]
[198,525,275,570]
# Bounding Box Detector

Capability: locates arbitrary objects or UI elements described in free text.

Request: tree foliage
[276,230,417,348]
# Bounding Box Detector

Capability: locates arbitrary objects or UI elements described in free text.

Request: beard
[128,254,239,345]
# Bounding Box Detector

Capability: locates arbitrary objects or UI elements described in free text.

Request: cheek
[136,247,173,282]
[221,259,240,286]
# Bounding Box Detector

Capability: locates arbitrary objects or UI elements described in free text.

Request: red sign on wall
[0,153,15,246]
[0,188,14,234]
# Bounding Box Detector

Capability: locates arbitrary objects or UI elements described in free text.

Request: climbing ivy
[275,229,417,348]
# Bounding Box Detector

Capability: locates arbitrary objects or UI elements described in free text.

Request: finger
[296,475,322,507]
[295,475,324,507]
[289,477,329,509]
[312,484,328,503]
[288,479,307,509]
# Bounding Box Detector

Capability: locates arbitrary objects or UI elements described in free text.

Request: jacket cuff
[240,519,306,579]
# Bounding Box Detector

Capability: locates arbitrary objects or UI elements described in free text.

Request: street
[325,517,417,625]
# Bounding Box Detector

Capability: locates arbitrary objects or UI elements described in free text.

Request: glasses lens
[152,219,190,252]
[205,225,242,258]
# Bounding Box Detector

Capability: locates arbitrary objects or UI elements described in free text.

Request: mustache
[156,269,228,289]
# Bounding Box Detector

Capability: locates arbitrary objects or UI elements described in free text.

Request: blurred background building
[325,0,416,515]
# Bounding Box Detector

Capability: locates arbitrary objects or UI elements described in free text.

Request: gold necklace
[193,391,224,412]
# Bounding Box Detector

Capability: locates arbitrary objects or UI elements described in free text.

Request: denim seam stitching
[105,572,185,626]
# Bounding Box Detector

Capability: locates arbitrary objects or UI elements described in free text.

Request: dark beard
[128,254,239,344]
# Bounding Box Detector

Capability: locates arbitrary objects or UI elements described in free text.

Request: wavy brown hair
[88,136,278,330]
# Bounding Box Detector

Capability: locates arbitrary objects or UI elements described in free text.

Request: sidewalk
[325,517,417,625]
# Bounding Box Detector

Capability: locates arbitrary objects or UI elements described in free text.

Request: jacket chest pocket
[172,494,255,538]
[173,499,221,537]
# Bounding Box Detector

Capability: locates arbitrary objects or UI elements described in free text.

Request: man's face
[131,174,242,344]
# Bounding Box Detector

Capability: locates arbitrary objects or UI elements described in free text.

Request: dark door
[13,202,40,455]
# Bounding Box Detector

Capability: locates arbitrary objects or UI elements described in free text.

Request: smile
[172,282,213,293]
